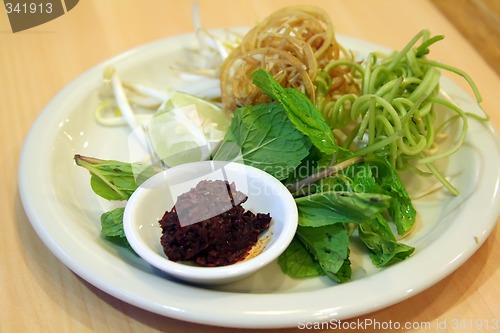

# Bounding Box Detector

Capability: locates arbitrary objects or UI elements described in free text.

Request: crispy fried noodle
[220,6,358,111]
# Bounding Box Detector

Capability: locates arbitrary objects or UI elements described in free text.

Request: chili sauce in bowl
[123,160,298,285]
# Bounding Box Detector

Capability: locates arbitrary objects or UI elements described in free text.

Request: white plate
[18,30,500,328]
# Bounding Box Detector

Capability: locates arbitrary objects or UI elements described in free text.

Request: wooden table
[2,1,499,332]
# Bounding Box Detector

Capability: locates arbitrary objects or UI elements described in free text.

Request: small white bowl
[123,160,298,285]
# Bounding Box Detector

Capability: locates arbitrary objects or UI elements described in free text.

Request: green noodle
[316,30,487,194]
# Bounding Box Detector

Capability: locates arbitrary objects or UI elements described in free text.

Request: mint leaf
[251,69,338,155]
[296,224,351,283]
[214,102,311,180]
[359,214,415,267]
[101,207,125,238]
[313,157,416,235]
[101,207,136,251]
[278,237,325,278]
[365,155,416,235]
[295,191,391,227]
[74,155,160,200]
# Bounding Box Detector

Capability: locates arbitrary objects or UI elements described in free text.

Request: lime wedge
[147,91,231,166]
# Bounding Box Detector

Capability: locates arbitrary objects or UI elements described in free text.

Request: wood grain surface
[430,0,500,75]
[1,1,499,332]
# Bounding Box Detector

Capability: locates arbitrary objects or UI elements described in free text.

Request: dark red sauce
[158,180,271,267]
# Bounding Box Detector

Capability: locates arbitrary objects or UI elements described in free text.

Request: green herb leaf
[295,191,391,227]
[365,155,416,235]
[74,155,160,200]
[359,214,415,267]
[251,69,338,155]
[349,163,381,193]
[213,102,311,180]
[278,237,325,278]
[296,224,351,283]
[101,207,126,238]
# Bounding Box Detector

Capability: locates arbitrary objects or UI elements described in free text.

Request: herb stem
[74,154,129,200]
[287,156,364,194]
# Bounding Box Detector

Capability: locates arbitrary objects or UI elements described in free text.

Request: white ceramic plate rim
[18,29,500,328]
